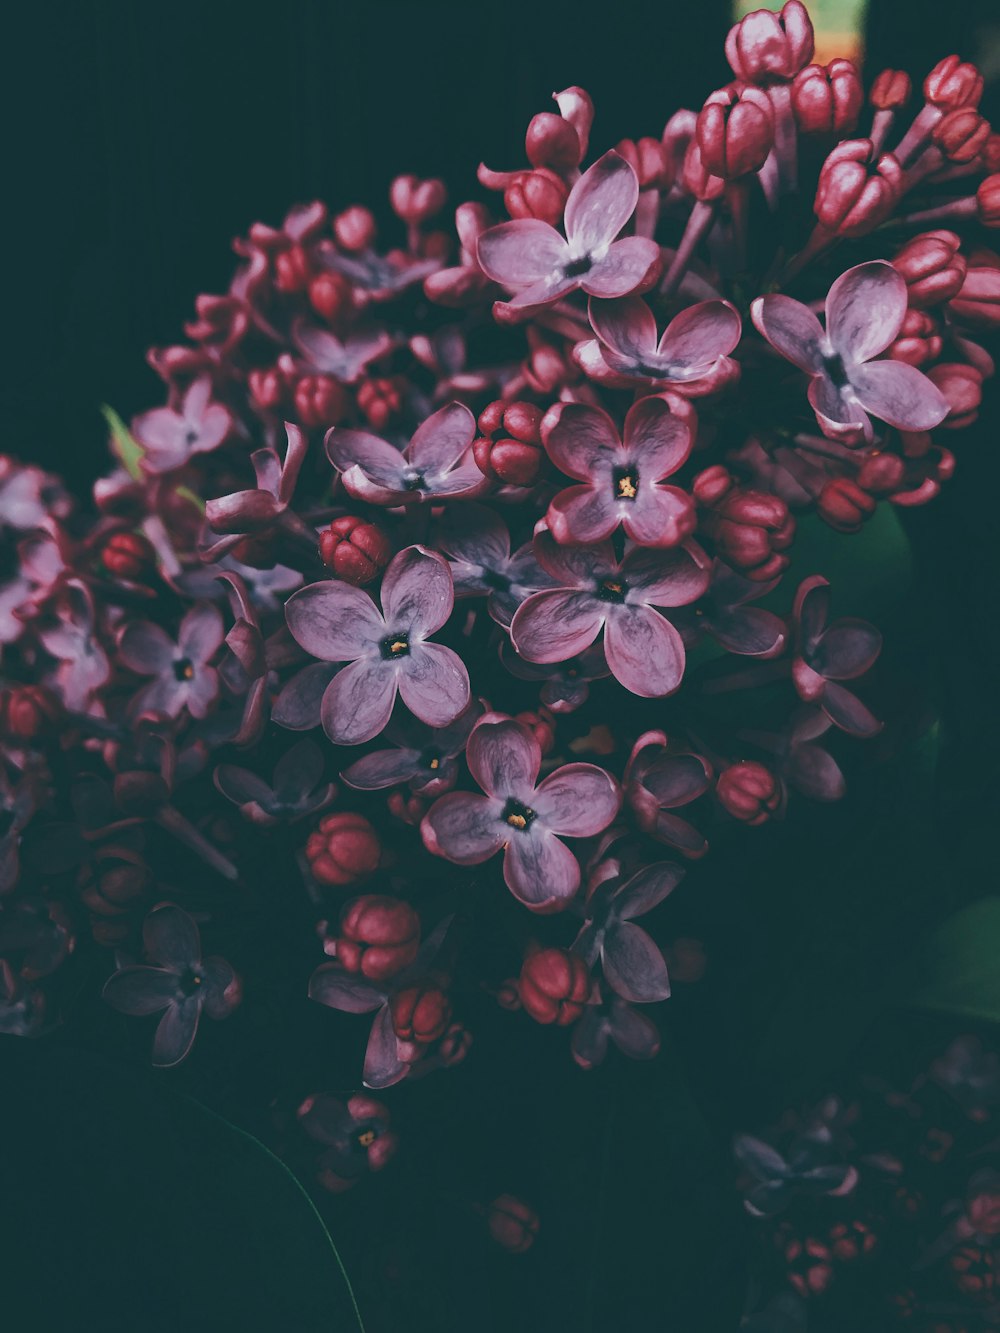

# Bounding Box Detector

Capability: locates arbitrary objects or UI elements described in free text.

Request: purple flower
[733,1132,858,1217]
[291,319,393,383]
[693,561,787,658]
[575,294,742,392]
[297,1092,398,1192]
[421,713,621,911]
[500,640,610,713]
[510,530,710,698]
[435,504,555,627]
[571,995,660,1069]
[743,708,846,804]
[0,457,70,531]
[791,576,882,737]
[214,739,336,825]
[118,603,224,721]
[543,396,695,547]
[751,262,949,443]
[423,202,497,307]
[204,422,310,556]
[102,904,241,1067]
[37,580,111,711]
[623,731,712,857]
[132,376,233,473]
[575,861,682,1002]
[326,401,488,505]
[284,545,470,746]
[476,151,661,312]
[317,247,440,303]
[340,701,483,797]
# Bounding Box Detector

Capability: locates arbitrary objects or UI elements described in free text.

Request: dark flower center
[402,469,425,492]
[563,254,593,279]
[173,657,195,682]
[380,632,410,660]
[420,747,442,771]
[823,352,850,388]
[613,467,639,501]
[356,1127,377,1148]
[185,429,199,447]
[178,968,203,997]
[502,797,536,831]
[597,578,628,604]
[481,567,511,592]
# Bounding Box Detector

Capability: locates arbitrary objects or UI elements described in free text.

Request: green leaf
[100,403,145,481]
[896,896,1000,1025]
[175,484,206,514]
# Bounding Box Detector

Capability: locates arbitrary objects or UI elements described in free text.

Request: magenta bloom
[291,319,393,383]
[576,295,742,392]
[132,376,232,473]
[751,262,949,442]
[476,151,660,311]
[341,701,483,797]
[37,580,111,711]
[694,561,787,658]
[297,1092,398,1193]
[284,545,470,746]
[326,401,487,505]
[102,904,240,1067]
[575,861,683,1002]
[435,504,555,627]
[421,714,621,911]
[791,576,882,737]
[624,731,712,857]
[543,396,694,548]
[571,996,660,1069]
[203,422,308,555]
[118,603,224,721]
[510,531,710,698]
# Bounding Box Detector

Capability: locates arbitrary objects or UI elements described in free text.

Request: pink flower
[132,376,232,473]
[475,151,660,313]
[751,261,950,442]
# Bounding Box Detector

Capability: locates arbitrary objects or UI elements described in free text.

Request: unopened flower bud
[696,85,774,180]
[615,136,670,188]
[101,530,154,580]
[888,308,943,366]
[496,979,522,1011]
[504,168,568,226]
[718,761,781,824]
[814,139,903,237]
[891,230,966,307]
[792,60,863,136]
[336,895,420,981]
[357,377,403,431]
[694,466,794,580]
[948,260,1000,328]
[273,244,310,293]
[519,948,590,1026]
[983,134,1000,173]
[817,476,878,532]
[474,400,544,487]
[870,69,911,110]
[977,175,1000,227]
[924,55,983,111]
[485,1195,540,1254]
[0,683,63,740]
[390,175,447,226]
[856,453,907,494]
[306,812,381,887]
[294,375,348,430]
[513,708,555,757]
[308,271,353,323]
[334,206,376,252]
[248,366,287,412]
[387,791,427,826]
[525,112,581,174]
[927,362,983,428]
[681,139,727,201]
[319,515,392,586]
[390,982,451,1045]
[725,0,814,84]
[932,108,991,164]
[438,1023,472,1067]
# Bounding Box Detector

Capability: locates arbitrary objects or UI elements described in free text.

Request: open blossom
[751,261,949,443]
[340,701,483,797]
[542,396,695,548]
[434,505,555,627]
[213,739,336,825]
[510,530,710,698]
[476,151,660,312]
[102,904,241,1067]
[571,995,660,1069]
[791,576,882,737]
[326,401,487,504]
[297,1092,398,1193]
[575,294,742,393]
[291,319,393,383]
[118,603,224,721]
[734,1132,858,1217]
[284,545,470,745]
[575,860,682,1002]
[421,714,621,911]
[132,376,232,473]
[623,731,712,857]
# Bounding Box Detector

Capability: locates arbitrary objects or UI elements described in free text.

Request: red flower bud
[438,1023,472,1067]
[870,69,911,110]
[294,375,348,430]
[0,683,63,740]
[694,466,794,579]
[496,979,522,1011]
[717,761,781,825]
[927,362,983,428]
[696,84,774,180]
[389,175,447,226]
[615,136,670,188]
[387,791,427,826]
[891,230,966,307]
[306,812,381,887]
[474,400,545,487]
[101,530,154,580]
[273,244,310,293]
[924,55,983,112]
[888,308,943,366]
[308,271,353,323]
[814,139,903,237]
[817,476,878,533]
[485,1195,540,1254]
[319,515,392,586]
[334,206,376,253]
[336,895,420,981]
[525,113,581,174]
[983,134,1000,173]
[504,168,568,226]
[357,377,403,431]
[390,982,451,1045]
[792,60,863,136]
[948,260,1000,328]
[725,0,814,85]
[977,175,1000,227]
[932,108,991,164]
[519,948,590,1026]
[248,366,287,412]
[513,709,556,757]
[680,139,727,202]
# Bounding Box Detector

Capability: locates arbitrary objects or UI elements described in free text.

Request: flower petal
[420,791,505,863]
[320,657,396,746]
[623,395,692,479]
[533,763,621,835]
[503,828,581,910]
[623,543,710,606]
[476,220,569,289]
[152,999,201,1068]
[814,619,881,679]
[821,682,882,737]
[707,605,787,657]
[604,605,685,696]
[547,484,618,545]
[543,402,621,481]
[657,299,742,370]
[118,621,173,675]
[850,360,949,432]
[807,375,871,441]
[436,504,511,571]
[510,589,604,664]
[750,295,825,373]
[285,580,384,661]
[178,602,224,664]
[608,1001,660,1059]
[406,401,477,477]
[272,662,339,730]
[397,643,470,729]
[363,1004,409,1089]
[565,150,639,254]
[380,546,454,637]
[602,922,670,1002]
[623,484,695,548]
[102,966,178,1015]
[143,904,200,970]
[309,966,385,1013]
[325,427,407,488]
[466,714,541,798]
[616,862,685,918]
[341,746,423,791]
[588,294,657,360]
[643,754,712,807]
[583,237,661,298]
[826,260,906,364]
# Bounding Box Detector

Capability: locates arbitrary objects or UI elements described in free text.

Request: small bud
[696,85,774,179]
[389,175,447,226]
[390,983,452,1045]
[948,260,1000,328]
[891,230,966,307]
[306,812,381,887]
[294,375,348,430]
[924,55,983,112]
[101,530,154,580]
[817,477,878,533]
[888,308,943,366]
[932,108,991,164]
[681,139,726,202]
[869,69,911,110]
[814,139,903,237]
[0,683,63,740]
[977,175,1000,227]
[357,377,403,431]
[334,206,376,252]
[308,271,353,323]
[513,709,555,757]
[273,244,310,293]
[519,948,590,1026]
[319,515,392,586]
[336,895,420,981]
[725,0,814,85]
[485,1195,540,1254]
[525,112,581,173]
[504,168,568,226]
[927,362,983,428]
[717,761,781,824]
[474,400,544,487]
[791,60,863,136]
[248,366,287,412]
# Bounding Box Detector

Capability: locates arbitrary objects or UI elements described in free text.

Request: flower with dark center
[131,376,233,473]
[118,602,224,721]
[213,739,336,826]
[340,700,484,797]
[435,504,555,627]
[791,576,882,736]
[297,1092,398,1193]
[574,859,682,1002]
[623,731,712,857]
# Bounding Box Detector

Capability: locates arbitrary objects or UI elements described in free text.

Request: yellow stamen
[357,1129,376,1148]
[507,813,528,829]
[617,474,637,499]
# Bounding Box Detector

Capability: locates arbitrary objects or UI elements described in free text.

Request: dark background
[3,3,1000,1330]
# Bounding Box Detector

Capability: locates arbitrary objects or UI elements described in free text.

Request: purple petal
[571,1008,610,1069]
[437,504,511,570]
[476,220,569,288]
[423,460,491,499]
[543,402,620,480]
[132,406,185,453]
[272,662,338,730]
[102,966,177,1015]
[118,621,173,675]
[503,828,581,909]
[406,401,477,477]
[152,999,201,1067]
[807,375,871,440]
[608,1001,660,1059]
[707,605,786,657]
[565,150,639,254]
[285,580,384,661]
[320,657,396,746]
[657,299,742,369]
[547,485,618,545]
[532,530,616,586]
[588,294,657,360]
[602,923,670,1002]
[821,682,882,738]
[645,754,712,807]
[143,905,200,970]
[272,739,325,803]
[750,295,824,373]
[179,603,224,664]
[397,644,470,729]
[616,863,685,918]
[325,427,407,489]
[787,744,845,801]
[201,957,240,1018]
[510,589,604,663]
[214,764,275,808]
[380,546,454,637]
[533,763,621,836]
[826,261,906,363]
[466,715,541,797]
[309,966,385,1013]
[205,489,282,534]
[623,543,710,607]
[363,1004,409,1089]
[850,360,949,432]
[814,620,881,679]
[583,237,661,298]
[652,811,708,857]
[623,484,695,548]
[623,395,692,479]
[604,605,685,697]
[341,746,422,791]
[421,791,505,864]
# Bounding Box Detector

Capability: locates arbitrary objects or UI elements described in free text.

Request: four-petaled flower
[421,713,621,911]
[543,396,695,548]
[102,904,241,1067]
[791,576,882,736]
[326,401,488,505]
[624,730,713,856]
[751,261,949,443]
[118,602,224,721]
[575,860,682,1002]
[435,504,555,627]
[510,530,710,697]
[132,376,233,473]
[341,701,483,796]
[284,545,470,745]
[733,1131,858,1217]
[297,1092,398,1193]
[214,738,337,825]
[576,295,742,393]
[476,151,661,313]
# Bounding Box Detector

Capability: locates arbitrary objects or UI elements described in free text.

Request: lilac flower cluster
[1,2,996,1203]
